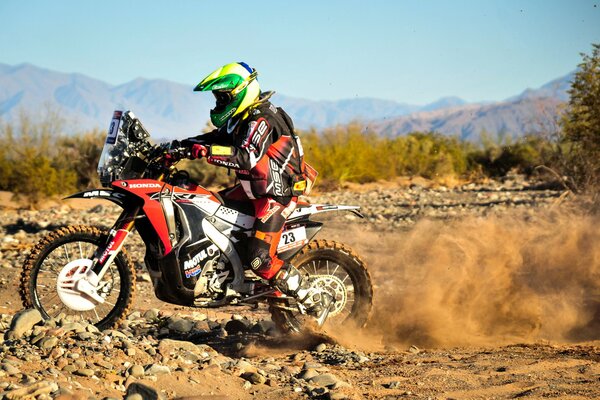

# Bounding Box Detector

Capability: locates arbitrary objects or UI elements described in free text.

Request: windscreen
[97,110,125,184]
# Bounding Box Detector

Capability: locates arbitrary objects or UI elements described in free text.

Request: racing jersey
[186,99,304,201]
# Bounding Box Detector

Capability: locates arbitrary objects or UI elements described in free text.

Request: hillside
[0,63,212,138]
[0,62,573,139]
[370,97,563,141]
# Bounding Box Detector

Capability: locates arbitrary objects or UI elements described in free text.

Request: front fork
[86,207,139,286]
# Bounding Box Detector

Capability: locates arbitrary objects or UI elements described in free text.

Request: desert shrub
[12,155,77,206]
[0,112,77,206]
[299,123,563,187]
[57,129,105,188]
[0,139,12,189]
[301,125,473,185]
[302,123,388,183]
[0,109,565,203]
[469,134,554,177]
[388,132,472,179]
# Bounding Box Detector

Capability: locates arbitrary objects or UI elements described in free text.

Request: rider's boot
[271,263,334,326]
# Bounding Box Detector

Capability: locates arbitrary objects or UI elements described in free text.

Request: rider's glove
[190,144,208,159]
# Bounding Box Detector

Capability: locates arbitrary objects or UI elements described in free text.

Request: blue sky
[1,0,598,104]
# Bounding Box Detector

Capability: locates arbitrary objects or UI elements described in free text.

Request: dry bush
[469,134,556,177]
[0,111,77,207]
[302,125,475,186]
[0,108,566,204]
[57,129,105,188]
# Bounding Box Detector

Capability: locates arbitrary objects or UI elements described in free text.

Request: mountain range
[369,72,572,141]
[0,62,573,141]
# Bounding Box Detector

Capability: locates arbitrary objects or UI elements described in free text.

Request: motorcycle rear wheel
[269,239,373,333]
[20,225,135,330]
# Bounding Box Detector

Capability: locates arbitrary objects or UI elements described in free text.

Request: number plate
[106,110,122,145]
[277,226,308,252]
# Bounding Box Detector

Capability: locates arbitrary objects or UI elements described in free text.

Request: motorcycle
[19,110,373,333]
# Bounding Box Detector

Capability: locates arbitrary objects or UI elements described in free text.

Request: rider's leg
[245,197,295,280]
[246,197,333,323]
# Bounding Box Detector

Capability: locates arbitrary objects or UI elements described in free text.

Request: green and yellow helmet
[194,62,260,128]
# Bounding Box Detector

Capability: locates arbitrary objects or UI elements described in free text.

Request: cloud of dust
[328,210,600,348]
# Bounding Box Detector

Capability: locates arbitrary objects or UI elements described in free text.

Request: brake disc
[56,259,99,311]
[310,275,347,316]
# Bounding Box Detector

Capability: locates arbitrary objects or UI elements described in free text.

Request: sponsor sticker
[209,158,240,168]
[183,244,218,278]
[250,257,262,270]
[129,183,162,189]
[83,190,125,199]
[98,240,115,264]
[185,265,202,278]
[260,203,281,223]
[269,159,284,196]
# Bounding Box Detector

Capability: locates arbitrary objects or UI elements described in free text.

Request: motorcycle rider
[173,62,332,324]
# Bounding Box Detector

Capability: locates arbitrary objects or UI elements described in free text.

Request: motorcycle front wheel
[20,225,135,330]
[269,239,373,333]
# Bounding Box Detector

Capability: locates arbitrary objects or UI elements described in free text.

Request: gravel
[0,178,581,399]
[309,177,566,230]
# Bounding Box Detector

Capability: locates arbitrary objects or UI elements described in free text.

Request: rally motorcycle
[19,111,373,333]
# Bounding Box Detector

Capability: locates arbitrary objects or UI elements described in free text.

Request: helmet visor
[213,90,232,112]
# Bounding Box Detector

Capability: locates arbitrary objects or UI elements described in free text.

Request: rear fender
[288,204,364,221]
[64,189,129,208]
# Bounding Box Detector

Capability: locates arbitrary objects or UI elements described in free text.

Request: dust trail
[323,210,600,348]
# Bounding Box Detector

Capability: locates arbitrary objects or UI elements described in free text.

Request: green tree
[561,43,600,192]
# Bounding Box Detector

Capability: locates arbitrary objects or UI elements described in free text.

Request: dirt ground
[1,190,600,399]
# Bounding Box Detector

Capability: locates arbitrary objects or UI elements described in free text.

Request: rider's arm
[181,128,230,147]
[206,117,274,170]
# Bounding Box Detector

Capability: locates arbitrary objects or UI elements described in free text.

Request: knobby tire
[19,225,135,330]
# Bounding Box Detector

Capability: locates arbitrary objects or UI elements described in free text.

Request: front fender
[64,189,127,208]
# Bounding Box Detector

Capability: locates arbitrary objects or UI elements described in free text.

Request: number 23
[282,232,296,244]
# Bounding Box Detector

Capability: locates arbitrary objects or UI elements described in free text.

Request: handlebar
[147,143,194,169]
[167,146,192,162]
